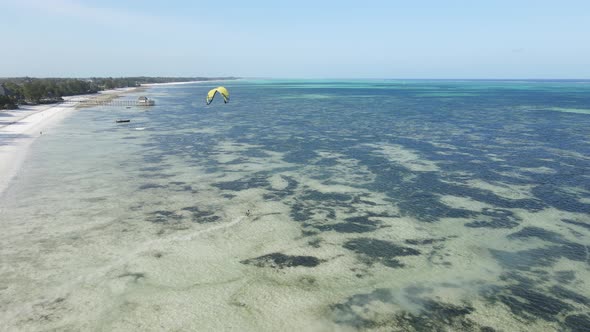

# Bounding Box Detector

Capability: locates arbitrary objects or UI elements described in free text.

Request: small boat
[137,96,155,106]
[116,119,131,123]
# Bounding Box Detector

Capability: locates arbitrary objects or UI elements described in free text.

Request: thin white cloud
[3,0,199,30]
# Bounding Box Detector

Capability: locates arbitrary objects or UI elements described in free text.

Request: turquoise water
[1,80,590,331]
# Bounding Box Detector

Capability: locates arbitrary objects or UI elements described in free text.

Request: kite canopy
[206,86,230,105]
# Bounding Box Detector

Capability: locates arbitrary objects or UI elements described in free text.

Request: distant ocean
[2,80,590,331]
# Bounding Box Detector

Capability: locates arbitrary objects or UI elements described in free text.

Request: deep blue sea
[1,80,590,331]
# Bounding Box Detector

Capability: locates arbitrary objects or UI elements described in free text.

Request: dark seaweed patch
[316,216,380,233]
[290,204,338,223]
[281,175,299,192]
[290,202,314,222]
[485,270,590,329]
[398,191,477,222]
[300,190,352,202]
[167,182,193,192]
[144,173,176,179]
[147,210,183,223]
[343,238,420,268]
[465,208,521,229]
[366,211,401,218]
[497,271,542,286]
[564,314,590,331]
[220,157,248,165]
[344,216,377,224]
[314,158,339,167]
[562,219,590,231]
[164,181,193,192]
[301,229,319,237]
[326,208,337,219]
[497,285,573,322]
[344,238,420,257]
[308,238,322,248]
[491,243,588,271]
[142,154,165,164]
[554,270,576,284]
[382,259,405,268]
[509,226,567,243]
[405,238,446,245]
[495,226,589,270]
[197,215,220,223]
[555,243,588,262]
[480,327,497,332]
[262,193,277,200]
[426,244,452,267]
[242,149,272,158]
[465,219,518,228]
[181,206,220,223]
[241,253,320,269]
[139,183,166,190]
[214,174,270,191]
[283,149,319,164]
[344,238,421,257]
[532,186,590,214]
[550,285,590,305]
[317,222,377,233]
[330,288,481,331]
[400,299,475,331]
[297,276,317,288]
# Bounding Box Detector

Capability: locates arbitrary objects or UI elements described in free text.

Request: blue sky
[1,0,589,78]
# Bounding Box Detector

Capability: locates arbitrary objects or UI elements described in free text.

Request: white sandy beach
[0,88,135,196]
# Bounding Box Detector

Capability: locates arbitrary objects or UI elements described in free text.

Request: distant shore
[140,79,240,87]
[0,87,137,196]
[0,77,239,111]
[140,81,205,86]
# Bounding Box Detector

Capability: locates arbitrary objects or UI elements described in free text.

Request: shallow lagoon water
[1,80,590,331]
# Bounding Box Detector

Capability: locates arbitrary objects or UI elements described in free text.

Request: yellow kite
[206,86,230,105]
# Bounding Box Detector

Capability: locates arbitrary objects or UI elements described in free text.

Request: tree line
[0,76,237,109]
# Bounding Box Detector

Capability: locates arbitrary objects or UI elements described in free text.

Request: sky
[1,0,589,78]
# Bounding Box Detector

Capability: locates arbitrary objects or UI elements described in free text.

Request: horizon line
[2,76,590,81]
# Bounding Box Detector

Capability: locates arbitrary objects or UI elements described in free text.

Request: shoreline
[0,87,137,196]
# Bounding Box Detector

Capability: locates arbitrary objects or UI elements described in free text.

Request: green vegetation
[0,95,17,109]
[0,76,237,109]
